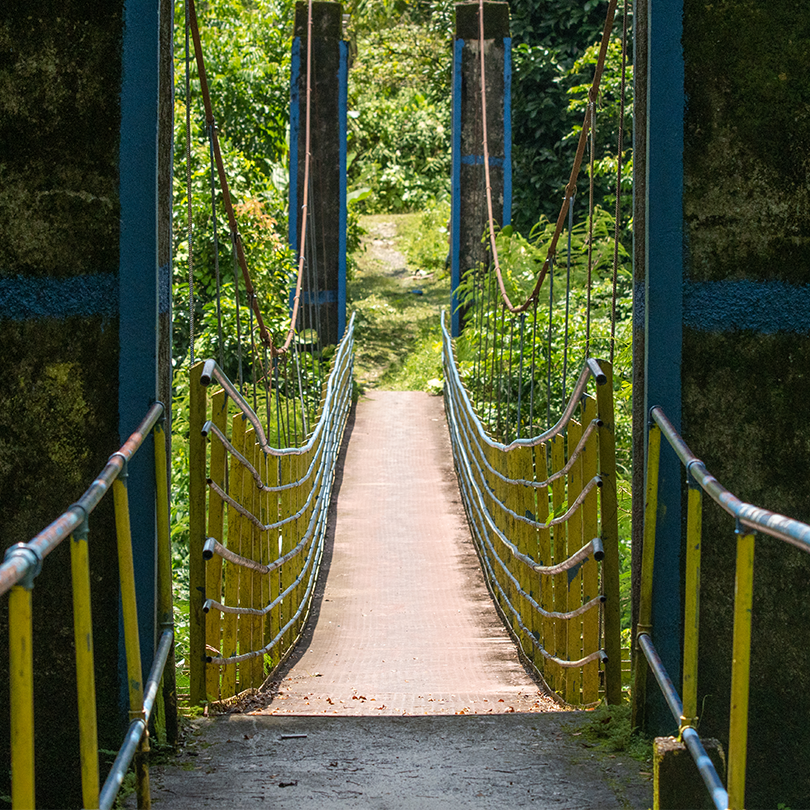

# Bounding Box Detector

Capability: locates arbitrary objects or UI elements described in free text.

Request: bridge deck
[252,389,553,716]
[145,391,652,808]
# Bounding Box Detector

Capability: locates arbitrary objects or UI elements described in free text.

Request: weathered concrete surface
[679,1,810,806]
[250,390,552,715]
[148,713,651,809]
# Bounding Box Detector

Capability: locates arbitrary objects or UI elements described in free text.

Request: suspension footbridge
[3,0,810,808]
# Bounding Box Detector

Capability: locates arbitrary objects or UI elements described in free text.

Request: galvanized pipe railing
[1,402,175,810]
[441,310,622,705]
[188,313,355,705]
[635,405,810,810]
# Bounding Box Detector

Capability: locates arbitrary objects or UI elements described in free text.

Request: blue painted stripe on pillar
[503,37,512,228]
[301,289,339,305]
[338,40,348,339]
[451,39,463,337]
[645,0,684,735]
[0,274,118,319]
[684,280,810,333]
[119,0,160,717]
[461,155,505,167]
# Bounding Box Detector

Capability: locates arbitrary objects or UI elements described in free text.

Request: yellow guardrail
[634,405,810,810]
[0,402,175,810]
[188,314,354,705]
[441,311,623,705]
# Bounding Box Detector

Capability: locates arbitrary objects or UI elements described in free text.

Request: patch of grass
[348,212,450,392]
[577,702,652,763]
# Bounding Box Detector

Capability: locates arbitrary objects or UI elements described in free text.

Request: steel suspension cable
[208,124,225,369]
[585,101,596,356]
[611,0,630,364]
[186,0,272,348]
[476,0,618,315]
[185,0,195,365]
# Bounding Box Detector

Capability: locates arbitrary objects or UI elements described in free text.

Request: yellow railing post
[70,516,100,809]
[153,416,178,745]
[681,478,702,731]
[205,389,228,701]
[632,421,661,728]
[189,361,208,705]
[727,529,755,810]
[581,396,600,703]
[7,549,37,810]
[113,462,150,809]
[595,360,622,704]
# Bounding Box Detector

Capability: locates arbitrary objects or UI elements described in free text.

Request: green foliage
[347,11,451,212]
[456,206,634,626]
[173,0,296,370]
[510,0,632,232]
[576,702,651,762]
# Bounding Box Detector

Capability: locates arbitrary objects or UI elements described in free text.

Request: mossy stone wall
[0,2,123,807]
[681,1,810,805]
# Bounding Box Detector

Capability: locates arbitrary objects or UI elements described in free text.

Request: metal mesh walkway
[246,390,555,716]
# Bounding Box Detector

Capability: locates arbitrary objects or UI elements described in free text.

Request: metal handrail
[1,401,174,810]
[651,406,810,554]
[189,314,355,703]
[637,405,810,810]
[441,309,622,703]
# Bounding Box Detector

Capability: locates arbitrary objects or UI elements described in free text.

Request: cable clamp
[110,452,129,481]
[69,502,90,541]
[4,543,43,590]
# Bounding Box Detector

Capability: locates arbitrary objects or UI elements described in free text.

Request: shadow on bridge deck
[146,392,652,808]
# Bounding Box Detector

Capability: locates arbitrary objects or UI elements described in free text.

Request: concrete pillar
[642,0,810,805]
[289,1,347,346]
[0,0,168,803]
[451,1,511,337]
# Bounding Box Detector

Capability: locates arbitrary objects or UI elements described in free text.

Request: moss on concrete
[682,329,810,807]
[683,0,810,284]
[0,1,121,277]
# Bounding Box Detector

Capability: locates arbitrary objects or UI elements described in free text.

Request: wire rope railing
[0,404,175,810]
[634,406,810,810]
[442,311,622,705]
[183,0,331,451]
[187,313,355,706]
[462,0,631,444]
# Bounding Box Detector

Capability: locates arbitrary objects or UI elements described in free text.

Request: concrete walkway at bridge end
[144,392,651,808]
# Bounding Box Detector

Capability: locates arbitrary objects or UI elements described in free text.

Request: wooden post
[289,1,347,346]
[451,1,511,337]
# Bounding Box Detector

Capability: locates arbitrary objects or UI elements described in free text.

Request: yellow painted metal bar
[188,361,208,705]
[221,414,246,698]
[727,530,755,810]
[9,585,35,810]
[550,434,566,697]
[205,389,228,701]
[112,471,151,809]
[495,445,520,638]
[534,445,551,680]
[279,453,295,653]
[241,427,257,688]
[681,483,702,729]
[234,418,250,692]
[70,524,100,810]
[581,395,599,703]
[153,418,178,746]
[257,444,270,673]
[565,417,584,704]
[266,453,281,666]
[248,433,264,687]
[113,473,145,713]
[632,421,661,728]
[509,445,535,660]
[594,360,621,705]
